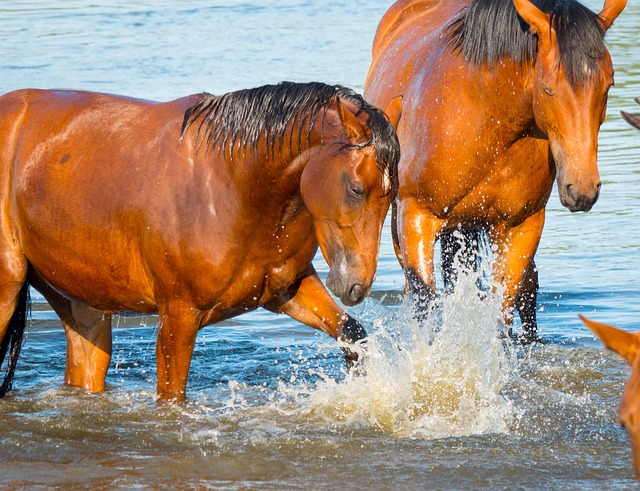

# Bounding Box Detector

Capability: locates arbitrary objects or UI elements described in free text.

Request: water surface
[1,1,640,489]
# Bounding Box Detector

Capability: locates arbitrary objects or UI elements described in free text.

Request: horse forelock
[445,0,608,88]
[179,82,400,197]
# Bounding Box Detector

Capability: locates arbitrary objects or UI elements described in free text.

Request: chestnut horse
[0,82,401,402]
[364,0,626,341]
[581,315,640,480]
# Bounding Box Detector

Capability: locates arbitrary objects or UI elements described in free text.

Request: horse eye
[348,183,366,199]
[543,86,554,96]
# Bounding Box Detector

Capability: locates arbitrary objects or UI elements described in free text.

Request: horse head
[621,98,640,130]
[301,95,401,306]
[514,0,626,212]
[580,315,640,480]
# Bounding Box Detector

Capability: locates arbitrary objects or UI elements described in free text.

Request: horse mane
[445,0,607,87]
[179,81,400,194]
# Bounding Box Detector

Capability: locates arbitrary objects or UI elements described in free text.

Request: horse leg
[440,227,482,294]
[515,259,540,343]
[264,265,366,371]
[155,302,202,402]
[29,273,112,391]
[396,198,443,317]
[490,210,545,341]
[391,200,404,270]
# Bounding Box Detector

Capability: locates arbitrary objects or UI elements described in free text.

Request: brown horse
[581,315,640,480]
[0,82,401,402]
[622,98,640,129]
[364,0,626,341]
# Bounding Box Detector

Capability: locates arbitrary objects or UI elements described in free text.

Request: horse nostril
[565,183,574,198]
[349,283,366,304]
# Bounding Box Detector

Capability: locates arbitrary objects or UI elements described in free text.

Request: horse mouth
[559,189,599,212]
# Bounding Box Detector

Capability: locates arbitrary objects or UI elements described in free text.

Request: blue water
[1,1,640,489]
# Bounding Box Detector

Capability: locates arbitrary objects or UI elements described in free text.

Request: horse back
[366,0,470,107]
[0,89,211,311]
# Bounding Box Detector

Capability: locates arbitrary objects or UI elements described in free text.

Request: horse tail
[0,283,30,398]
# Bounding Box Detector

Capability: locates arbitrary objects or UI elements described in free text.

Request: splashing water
[267,243,523,440]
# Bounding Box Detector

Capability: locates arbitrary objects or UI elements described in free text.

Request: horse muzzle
[558,182,601,212]
[325,256,372,306]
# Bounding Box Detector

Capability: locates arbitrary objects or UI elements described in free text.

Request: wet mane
[445,0,607,87]
[180,81,400,193]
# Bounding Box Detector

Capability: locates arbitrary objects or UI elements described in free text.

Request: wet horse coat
[0,82,400,402]
[364,0,626,339]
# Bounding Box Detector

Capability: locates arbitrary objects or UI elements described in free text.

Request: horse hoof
[341,340,368,376]
[519,331,543,346]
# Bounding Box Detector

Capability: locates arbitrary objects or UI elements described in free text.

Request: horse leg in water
[393,198,444,316]
[515,259,539,342]
[440,228,481,294]
[489,210,545,339]
[441,228,540,342]
[29,274,112,391]
[264,265,367,370]
[155,301,203,402]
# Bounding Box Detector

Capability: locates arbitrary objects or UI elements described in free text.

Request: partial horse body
[581,315,640,480]
[364,0,626,341]
[0,82,401,402]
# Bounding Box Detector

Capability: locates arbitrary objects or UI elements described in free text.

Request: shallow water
[1,1,640,489]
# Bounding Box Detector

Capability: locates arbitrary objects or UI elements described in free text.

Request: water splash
[267,266,522,439]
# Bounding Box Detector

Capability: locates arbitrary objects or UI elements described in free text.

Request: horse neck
[250,115,333,201]
[280,111,340,178]
[468,59,537,141]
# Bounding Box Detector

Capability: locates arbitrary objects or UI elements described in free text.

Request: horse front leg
[396,197,443,317]
[515,258,540,342]
[155,302,203,403]
[490,209,545,342]
[263,265,366,372]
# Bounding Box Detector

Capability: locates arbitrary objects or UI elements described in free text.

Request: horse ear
[622,111,640,130]
[599,0,627,30]
[580,314,640,365]
[384,96,403,129]
[336,96,366,142]
[513,0,550,38]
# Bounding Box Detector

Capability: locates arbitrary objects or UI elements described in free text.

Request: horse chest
[421,137,553,225]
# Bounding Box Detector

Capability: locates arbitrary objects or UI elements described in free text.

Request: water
[1,1,639,489]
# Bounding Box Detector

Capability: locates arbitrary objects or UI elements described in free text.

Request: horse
[622,98,640,129]
[364,0,627,342]
[581,315,640,480]
[0,81,402,403]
